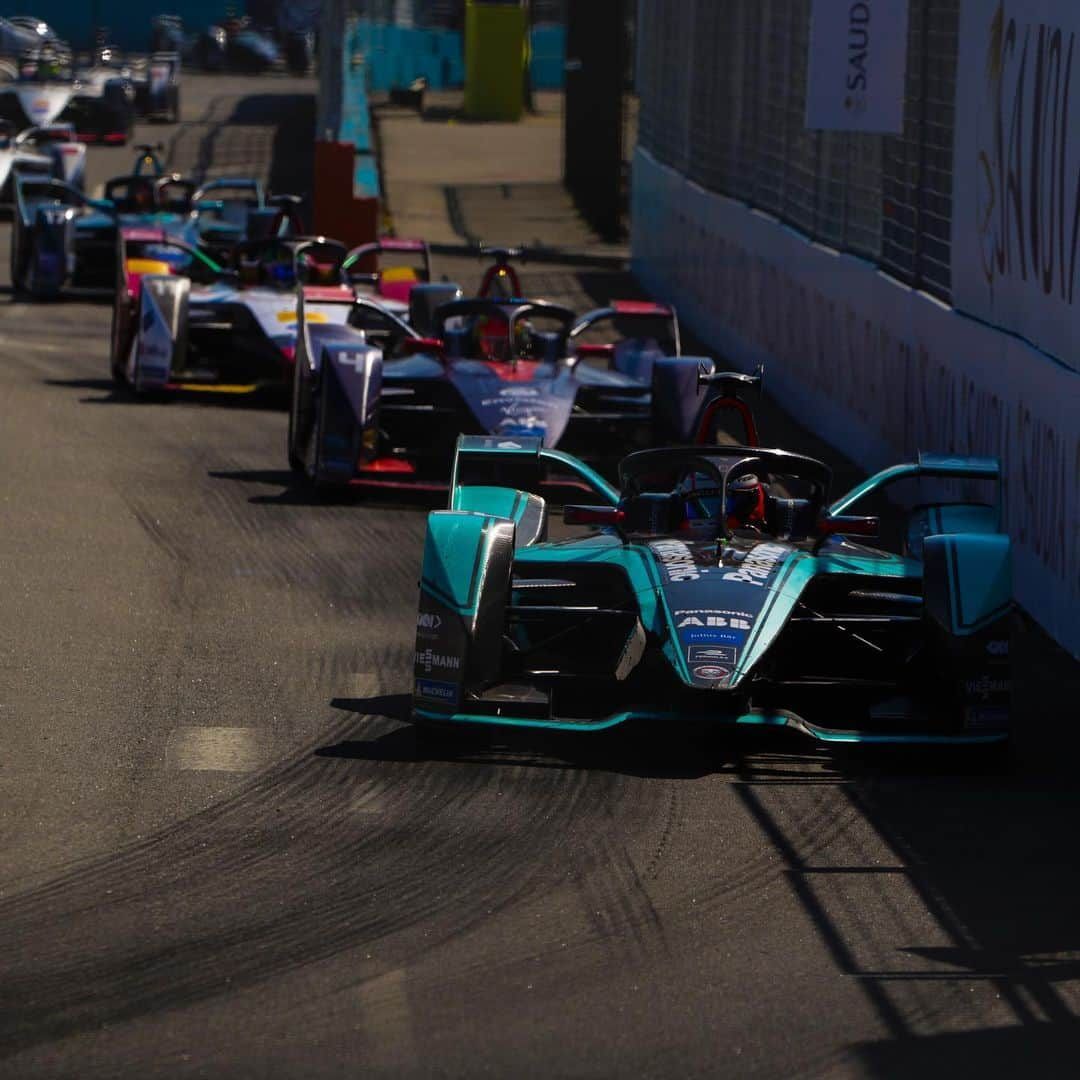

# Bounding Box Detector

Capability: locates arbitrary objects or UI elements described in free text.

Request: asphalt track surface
[1,76,1080,1079]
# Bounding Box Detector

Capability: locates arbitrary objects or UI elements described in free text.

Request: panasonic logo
[651,540,700,582]
[722,544,787,587]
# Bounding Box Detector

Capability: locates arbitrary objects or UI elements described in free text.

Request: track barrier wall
[632,147,1080,657]
[633,0,1080,657]
[345,18,563,94]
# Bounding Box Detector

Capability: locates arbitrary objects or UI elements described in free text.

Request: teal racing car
[411,437,1013,746]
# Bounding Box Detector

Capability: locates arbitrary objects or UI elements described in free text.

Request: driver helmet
[39,47,60,80]
[725,473,766,530]
[472,314,509,361]
[678,471,725,532]
[267,247,295,287]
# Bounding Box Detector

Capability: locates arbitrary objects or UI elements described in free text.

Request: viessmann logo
[415,648,460,675]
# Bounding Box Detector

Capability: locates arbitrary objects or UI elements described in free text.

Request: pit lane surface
[1,74,1079,1079]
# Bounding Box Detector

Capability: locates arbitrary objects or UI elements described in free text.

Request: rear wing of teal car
[828,453,1002,521]
[449,435,619,507]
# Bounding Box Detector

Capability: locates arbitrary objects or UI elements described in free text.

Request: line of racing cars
[18,142,1016,756]
[0,20,181,144]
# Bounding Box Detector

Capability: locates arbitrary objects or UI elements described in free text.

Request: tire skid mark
[0,706,666,1059]
[574,831,665,956]
[644,783,679,880]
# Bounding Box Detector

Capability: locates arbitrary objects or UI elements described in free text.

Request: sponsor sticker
[965,706,1010,730]
[416,609,450,643]
[965,676,1011,697]
[416,678,459,705]
[651,539,704,583]
[688,645,737,665]
[985,639,1009,657]
[414,648,461,675]
[721,543,787,587]
[499,422,546,439]
[683,628,747,645]
[675,613,752,631]
[692,664,730,681]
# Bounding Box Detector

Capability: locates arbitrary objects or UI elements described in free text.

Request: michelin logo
[416,678,458,703]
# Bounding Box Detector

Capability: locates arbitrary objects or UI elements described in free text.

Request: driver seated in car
[678,471,766,536]
[471,314,509,361]
[38,48,62,81]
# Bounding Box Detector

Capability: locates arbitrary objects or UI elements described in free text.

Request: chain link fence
[637,0,959,300]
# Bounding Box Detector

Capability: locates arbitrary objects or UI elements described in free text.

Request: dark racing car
[287,284,723,491]
[12,144,279,298]
[410,437,1013,748]
[11,167,200,295]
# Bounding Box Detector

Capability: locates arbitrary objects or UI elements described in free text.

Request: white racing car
[0,119,84,202]
[0,45,134,144]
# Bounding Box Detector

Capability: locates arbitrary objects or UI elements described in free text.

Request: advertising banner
[953,0,1080,374]
[633,147,1080,657]
[805,0,910,133]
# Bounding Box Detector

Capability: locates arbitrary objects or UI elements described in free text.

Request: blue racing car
[10,144,283,298]
[287,286,735,491]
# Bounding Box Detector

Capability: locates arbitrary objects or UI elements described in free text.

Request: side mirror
[398,336,444,357]
[347,270,379,286]
[813,513,879,551]
[564,505,625,527]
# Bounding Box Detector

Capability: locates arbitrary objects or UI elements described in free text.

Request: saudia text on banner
[805,0,910,134]
[952,0,1080,376]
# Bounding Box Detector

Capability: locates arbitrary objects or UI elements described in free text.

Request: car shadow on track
[42,377,121,395]
[322,686,1080,1065]
[319,692,852,782]
[41,377,289,410]
[209,467,446,511]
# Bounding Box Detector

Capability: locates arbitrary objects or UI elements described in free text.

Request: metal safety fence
[636,0,959,301]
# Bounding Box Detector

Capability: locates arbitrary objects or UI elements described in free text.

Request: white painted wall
[633,147,1080,657]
